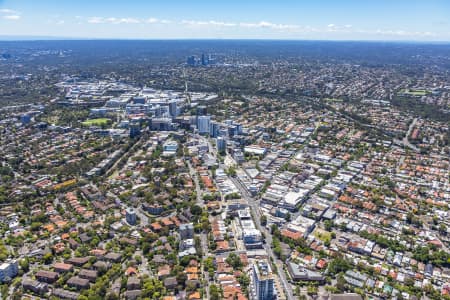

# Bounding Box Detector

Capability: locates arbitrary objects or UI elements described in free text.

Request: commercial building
[216,137,226,153]
[169,100,179,117]
[163,140,178,156]
[209,121,220,138]
[129,123,141,138]
[197,115,211,134]
[187,55,197,67]
[287,261,325,282]
[251,260,275,300]
[150,118,174,131]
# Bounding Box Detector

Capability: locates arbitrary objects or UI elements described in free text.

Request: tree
[225,253,243,269]
[285,212,291,222]
[19,258,29,272]
[237,273,250,293]
[43,252,53,264]
[210,284,221,300]
[105,292,119,300]
[225,166,236,177]
[260,215,267,226]
[328,257,351,275]
[307,286,318,295]
[336,273,346,292]
[324,220,333,231]
[190,204,202,216]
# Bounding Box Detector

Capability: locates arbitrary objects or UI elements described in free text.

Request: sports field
[82,118,111,126]
[399,89,429,96]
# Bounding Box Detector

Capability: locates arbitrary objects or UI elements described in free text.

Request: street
[231,176,294,300]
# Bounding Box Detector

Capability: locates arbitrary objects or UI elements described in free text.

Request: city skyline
[0,0,450,41]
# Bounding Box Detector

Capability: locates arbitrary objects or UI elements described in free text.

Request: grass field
[324,98,343,102]
[313,228,332,244]
[399,89,430,97]
[82,118,111,126]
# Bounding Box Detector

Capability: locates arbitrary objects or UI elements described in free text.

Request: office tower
[197,115,211,134]
[187,55,197,66]
[219,128,229,138]
[169,100,178,117]
[216,137,226,153]
[228,125,238,137]
[235,123,243,135]
[209,121,220,138]
[201,53,209,66]
[129,123,141,138]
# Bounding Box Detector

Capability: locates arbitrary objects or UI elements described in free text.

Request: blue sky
[0,0,449,41]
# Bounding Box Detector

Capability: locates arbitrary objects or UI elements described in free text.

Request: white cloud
[3,15,21,20]
[107,17,140,24]
[0,9,18,14]
[209,20,236,27]
[0,8,21,20]
[87,17,104,24]
[82,16,441,40]
[146,18,159,24]
[88,17,140,24]
[88,16,171,25]
[181,20,209,26]
[181,20,299,31]
[240,21,299,30]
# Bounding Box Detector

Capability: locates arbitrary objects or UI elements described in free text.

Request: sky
[0,0,449,41]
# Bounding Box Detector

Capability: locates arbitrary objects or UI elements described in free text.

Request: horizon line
[0,35,450,44]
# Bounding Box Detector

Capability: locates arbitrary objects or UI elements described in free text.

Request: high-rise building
[125,208,137,225]
[201,53,209,66]
[169,100,178,117]
[129,123,141,138]
[251,260,275,300]
[187,55,197,67]
[235,123,243,135]
[219,128,229,138]
[197,115,211,134]
[216,137,226,153]
[228,125,238,137]
[209,121,220,138]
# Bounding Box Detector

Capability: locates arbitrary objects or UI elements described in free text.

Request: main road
[230,176,294,300]
[196,134,293,299]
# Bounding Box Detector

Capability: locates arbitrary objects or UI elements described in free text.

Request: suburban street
[187,160,211,300]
